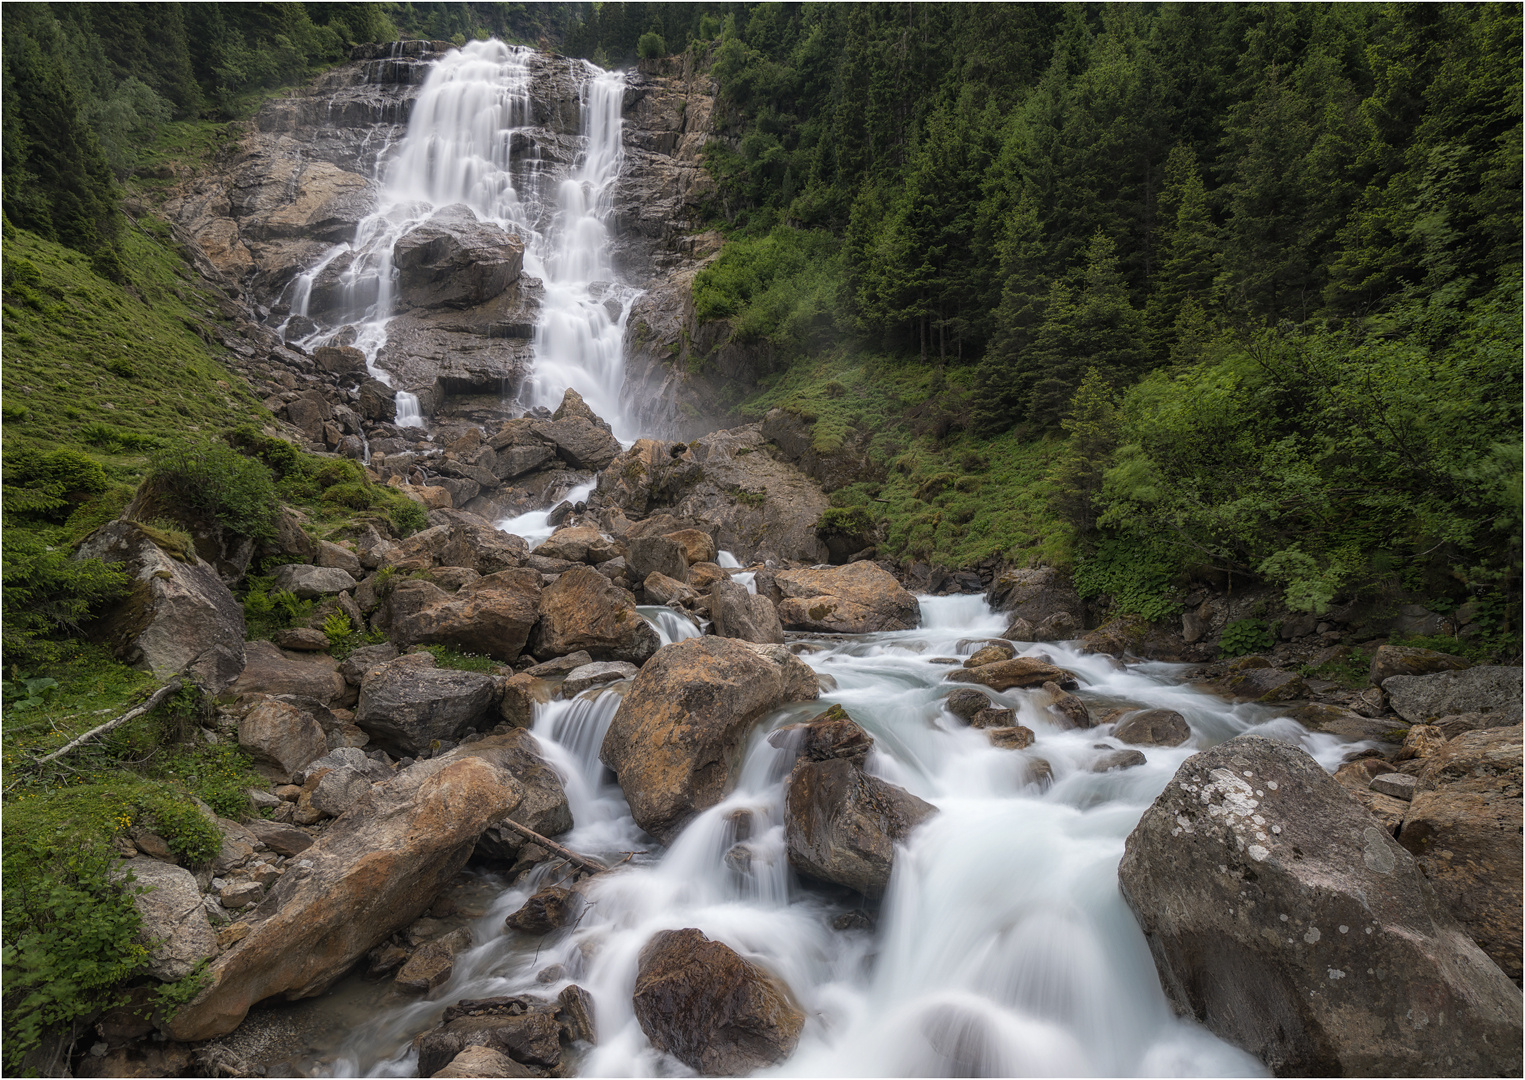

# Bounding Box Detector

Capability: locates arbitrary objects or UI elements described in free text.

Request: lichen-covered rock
[118,858,219,981]
[531,567,660,663]
[1112,709,1190,747]
[355,656,502,756]
[1383,666,1524,724]
[785,756,936,898]
[775,562,920,633]
[632,928,804,1075]
[1369,644,1471,686]
[600,637,818,842]
[1118,735,1522,1076]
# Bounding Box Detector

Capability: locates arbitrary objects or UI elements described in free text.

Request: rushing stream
[254,42,1369,1078]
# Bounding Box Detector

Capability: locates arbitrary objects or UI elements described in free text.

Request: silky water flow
[271,42,1365,1080]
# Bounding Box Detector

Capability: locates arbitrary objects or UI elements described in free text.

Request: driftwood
[36,678,183,765]
[493,816,608,875]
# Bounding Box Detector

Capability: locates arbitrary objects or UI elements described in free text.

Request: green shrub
[1219,618,1275,658]
[3,445,109,522]
[637,31,666,59]
[1073,538,1182,622]
[78,423,159,453]
[1,528,130,667]
[147,439,277,542]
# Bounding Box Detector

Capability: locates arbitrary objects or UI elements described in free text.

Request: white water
[278,41,637,442]
[316,595,1369,1077]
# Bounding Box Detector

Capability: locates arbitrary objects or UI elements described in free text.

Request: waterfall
[276,41,637,439]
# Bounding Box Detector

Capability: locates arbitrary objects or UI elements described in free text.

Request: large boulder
[531,567,660,664]
[529,417,621,472]
[1289,703,1410,745]
[472,730,574,865]
[118,858,219,981]
[944,657,1077,692]
[774,562,920,634]
[388,569,542,662]
[1118,734,1522,1077]
[767,704,874,763]
[536,524,611,564]
[1112,709,1191,747]
[226,641,348,705]
[237,699,328,784]
[382,512,529,575]
[269,563,357,599]
[163,750,526,1041]
[355,656,502,757]
[600,637,818,842]
[986,566,1083,630]
[784,757,936,898]
[632,928,804,1075]
[1383,666,1524,724]
[77,520,246,692]
[414,996,566,1076]
[710,579,785,644]
[1368,644,1470,686]
[1400,725,1523,983]
[626,535,689,584]
[393,204,523,310]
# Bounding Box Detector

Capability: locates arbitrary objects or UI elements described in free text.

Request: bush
[1,528,130,667]
[1219,618,1276,658]
[1073,537,1181,622]
[147,439,277,542]
[2,445,109,522]
[637,32,666,59]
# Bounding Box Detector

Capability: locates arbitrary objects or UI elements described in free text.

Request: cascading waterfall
[281,40,1355,1080]
[276,41,638,438]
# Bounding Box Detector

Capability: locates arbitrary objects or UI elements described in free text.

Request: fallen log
[492,816,608,875]
[36,679,183,765]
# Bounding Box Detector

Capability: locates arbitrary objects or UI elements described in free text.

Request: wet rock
[632,927,805,1075]
[561,661,638,696]
[397,927,473,993]
[429,1045,526,1078]
[472,730,573,865]
[237,700,328,784]
[1289,703,1409,744]
[496,672,538,730]
[1223,666,1308,703]
[388,568,542,662]
[710,578,785,644]
[531,416,622,472]
[832,910,877,932]
[775,562,920,633]
[601,636,818,842]
[415,996,564,1075]
[944,657,1077,692]
[767,704,873,762]
[164,749,527,1041]
[943,687,992,721]
[77,520,247,692]
[1003,617,1035,642]
[117,858,218,981]
[1090,748,1147,772]
[963,643,1015,668]
[355,655,501,757]
[1112,709,1190,747]
[1043,681,1093,729]
[1368,644,1471,686]
[1400,725,1523,983]
[393,204,523,309]
[785,756,936,898]
[986,567,1082,629]
[531,567,660,664]
[1032,610,1081,643]
[968,706,1016,729]
[557,983,596,1044]
[505,887,575,935]
[1118,734,1523,1077]
[987,726,1035,750]
[523,651,592,677]
[1383,666,1524,724]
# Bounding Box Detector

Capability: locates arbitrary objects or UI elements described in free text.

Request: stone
[388,569,542,662]
[662,528,717,566]
[986,567,1082,629]
[393,204,523,309]
[1032,610,1081,643]
[497,673,538,730]
[1090,748,1147,771]
[1395,723,1448,761]
[944,657,1078,692]
[1369,644,1470,686]
[1117,735,1522,1077]
[632,928,804,1075]
[355,657,501,757]
[429,1045,528,1079]
[531,416,622,471]
[1370,773,1417,800]
[237,700,327,784]
[987,726,1035,749]
[219,880,264,910]
[307,766,375,819]
[943,688,992,721]
[118,858,218,981]
[244,820,312,857]
[1289,703,1410,745]
[1383,666,1524,724]
[272,627,330,652]
[561,661,638,697]
[315,540,363,577]
[164,747,528,1041]
[775,562,921,633]
[76,521,247,692]
[1112,709,1191,747]
[963,643,1015,668]
[536,524,607,564]
[642,571,697,606]
[785,757,936,898]
[505,887,575,935]
[396,927,473,993]
[1400,725,1524,983]
[709,579,785,644]
[415,996,564,1076]
[1223,666,1308,703]
[531,567,660,664]
[1043,681,1093,729]
[522,651,592,678]
[766,704,873,762]
[968,707,1016,729]
[600,636,818,842]
[269,563,357,599]
[338,642,400,686]
[472,730,573,865]
[626,535,689,584]
[1003,617,1035,642]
